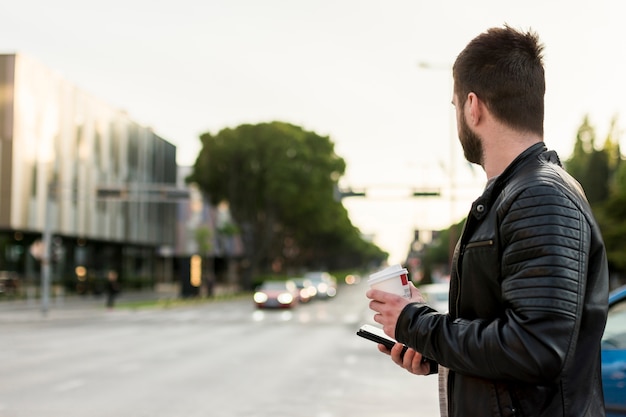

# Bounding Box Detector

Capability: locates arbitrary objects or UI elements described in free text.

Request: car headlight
[277,293,294,304]
[317,283,328,293]
[254,292,268,303]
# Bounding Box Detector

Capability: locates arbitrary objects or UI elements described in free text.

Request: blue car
[602,285,626,416]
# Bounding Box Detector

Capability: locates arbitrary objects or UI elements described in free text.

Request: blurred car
[292,277,317,303]
[253,280,299,309]
[419,282,450,313]
[602,285,626,416]
[304,271,337,299]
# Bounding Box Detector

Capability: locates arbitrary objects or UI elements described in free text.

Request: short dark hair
[453,24,545,136]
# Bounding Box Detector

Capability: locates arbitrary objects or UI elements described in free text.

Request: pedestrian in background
[105,270,120,309]
[367,25,609,417]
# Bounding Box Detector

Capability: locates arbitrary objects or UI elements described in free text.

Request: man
[367,25,609,417]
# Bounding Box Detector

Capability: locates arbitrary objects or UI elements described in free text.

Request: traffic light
[340,188,367,198]
[412,189,440,197]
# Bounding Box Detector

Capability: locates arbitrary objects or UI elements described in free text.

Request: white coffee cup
[368,264,411,299]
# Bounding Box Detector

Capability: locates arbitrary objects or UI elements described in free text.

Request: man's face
[455,94,484,166]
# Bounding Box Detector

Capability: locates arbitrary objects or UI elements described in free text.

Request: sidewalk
[0,286,180,323]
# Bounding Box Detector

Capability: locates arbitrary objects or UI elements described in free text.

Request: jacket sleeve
[395,184,591,383]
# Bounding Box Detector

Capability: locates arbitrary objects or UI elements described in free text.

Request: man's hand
[377,342,431,375]
[366,282,425,338]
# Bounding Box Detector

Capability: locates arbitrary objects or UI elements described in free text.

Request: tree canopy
[187,121,386,287]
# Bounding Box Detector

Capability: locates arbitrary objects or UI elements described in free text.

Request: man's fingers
[367,288,396,302]
[390,343,408,365]
[377,344,391,356]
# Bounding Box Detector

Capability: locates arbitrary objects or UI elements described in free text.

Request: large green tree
[187,121,385,288]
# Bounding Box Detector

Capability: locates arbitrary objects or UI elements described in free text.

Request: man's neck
[482,130,543,179]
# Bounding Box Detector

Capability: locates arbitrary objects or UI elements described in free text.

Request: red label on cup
[401,273,408,285]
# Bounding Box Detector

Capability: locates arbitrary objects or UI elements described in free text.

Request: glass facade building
[0,53,179,294]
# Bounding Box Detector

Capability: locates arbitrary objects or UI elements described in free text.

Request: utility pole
[40,186,53,316]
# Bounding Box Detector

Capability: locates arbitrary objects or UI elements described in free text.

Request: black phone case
[356,328,409,358]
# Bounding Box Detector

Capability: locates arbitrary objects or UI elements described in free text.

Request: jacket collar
[470,142,550,220]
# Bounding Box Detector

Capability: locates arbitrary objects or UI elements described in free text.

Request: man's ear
[466,92,482,126]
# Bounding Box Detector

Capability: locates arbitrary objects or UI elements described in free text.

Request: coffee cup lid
[368,264,408,284]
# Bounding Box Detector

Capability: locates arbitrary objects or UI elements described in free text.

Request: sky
[2,0,626,265]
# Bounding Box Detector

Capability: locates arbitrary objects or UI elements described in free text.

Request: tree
[417,220,465,283]
[565,116,608,204]
[187,121,385,288]
[596,164,626,272]
[565,115,626,284]
[565,116,595,184]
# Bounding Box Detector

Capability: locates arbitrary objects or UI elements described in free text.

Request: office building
[0,53,179,295]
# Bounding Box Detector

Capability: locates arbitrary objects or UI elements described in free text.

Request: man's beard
[459,112,483,166]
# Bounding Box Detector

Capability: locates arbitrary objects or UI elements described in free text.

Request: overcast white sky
[2,0,625,264]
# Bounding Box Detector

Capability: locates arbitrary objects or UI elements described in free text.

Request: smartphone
[356,324,408,358]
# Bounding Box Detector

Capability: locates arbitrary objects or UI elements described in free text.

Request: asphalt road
[0,281,440,417]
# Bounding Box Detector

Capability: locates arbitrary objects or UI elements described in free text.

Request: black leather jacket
[396,143,609,417]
